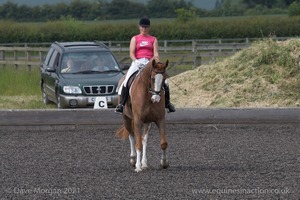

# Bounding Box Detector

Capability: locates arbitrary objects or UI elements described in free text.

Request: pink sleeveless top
[134,34,156,60]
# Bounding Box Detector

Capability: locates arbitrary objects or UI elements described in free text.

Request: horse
[116,59,169,172]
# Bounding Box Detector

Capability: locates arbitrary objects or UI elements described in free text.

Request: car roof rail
[54,41,64,49]
[54,41,110,50]
[94,41,109,49]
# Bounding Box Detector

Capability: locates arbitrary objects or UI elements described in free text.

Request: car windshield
[60,51,120,74]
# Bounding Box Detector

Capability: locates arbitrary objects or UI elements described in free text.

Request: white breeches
[118,58,149,95]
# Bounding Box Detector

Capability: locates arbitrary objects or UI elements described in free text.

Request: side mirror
[121,64,130,71]
[46,67,56,73]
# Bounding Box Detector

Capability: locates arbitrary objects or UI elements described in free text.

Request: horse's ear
[165,60,169,67]
[152,59,156,67]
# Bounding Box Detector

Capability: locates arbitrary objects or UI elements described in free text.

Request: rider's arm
[129,36,137,61]
[153,38,159,62]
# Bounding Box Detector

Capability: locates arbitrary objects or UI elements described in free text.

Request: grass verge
[0,67,55,109]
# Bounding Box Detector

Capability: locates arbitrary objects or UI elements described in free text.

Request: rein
[135,61,167,99]
[149,89,161,95]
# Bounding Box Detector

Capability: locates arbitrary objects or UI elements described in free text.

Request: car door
[41,48,54,101]
[45,50,60,102]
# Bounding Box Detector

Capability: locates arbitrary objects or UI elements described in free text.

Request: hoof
[160,159,169,169]
[135,168,142,173]
[135,164,142,173]
[142,164,148,170]
[130,156,136,167]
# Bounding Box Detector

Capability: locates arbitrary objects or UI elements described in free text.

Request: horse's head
[149,59,169,103]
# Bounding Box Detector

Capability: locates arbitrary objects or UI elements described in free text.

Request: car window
[55,53,61,70]
[60,51,120,73]
[48,50,60,69]
[61,55,79,73]
[102,52,120,70]
[44,47,55,67]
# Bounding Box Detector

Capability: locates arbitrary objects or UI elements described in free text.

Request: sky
[0,0,218,10]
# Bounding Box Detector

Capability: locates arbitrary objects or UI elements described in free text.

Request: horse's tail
[116,125,129,140]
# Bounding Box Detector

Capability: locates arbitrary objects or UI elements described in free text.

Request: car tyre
[42,83,50,105]
[56,91,62,109]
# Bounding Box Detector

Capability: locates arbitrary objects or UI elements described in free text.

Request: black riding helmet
[139,17,150,26]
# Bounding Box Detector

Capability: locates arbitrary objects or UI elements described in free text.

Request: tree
[0,0,295,21]
[0,2,18,19]
[242,0,294,9]
[288,1,300,16]
[16,5,32,20]
[106,0,147,19]
[273,0,286,8]
[147,0,176,18]
[54,3,69,19]
[175,7,197,22]
[215,0,222,9]
[69,0,92,20]
[40,4,58,20]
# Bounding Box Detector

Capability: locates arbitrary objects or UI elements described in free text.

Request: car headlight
[63,86,82,94]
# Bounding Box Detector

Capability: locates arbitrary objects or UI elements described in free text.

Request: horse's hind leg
[141,123,151,170]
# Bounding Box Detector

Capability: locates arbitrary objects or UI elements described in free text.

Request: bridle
[148,63,166,98]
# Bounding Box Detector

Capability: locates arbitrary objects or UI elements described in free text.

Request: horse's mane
[133,60,155,86]
[139,60,167,81]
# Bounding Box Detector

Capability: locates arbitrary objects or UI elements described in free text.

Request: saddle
[126,70,139,89]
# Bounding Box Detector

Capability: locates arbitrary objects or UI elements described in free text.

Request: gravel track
[0,123,299,199]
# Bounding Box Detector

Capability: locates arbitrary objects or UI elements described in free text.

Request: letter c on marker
[99,101,105,107]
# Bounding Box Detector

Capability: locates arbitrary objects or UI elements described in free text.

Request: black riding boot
[164,83,176,112]
[115,86,129,114]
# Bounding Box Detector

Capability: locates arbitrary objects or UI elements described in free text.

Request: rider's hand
[134,60,141,65]
[154,56,160,62]
[135,60,144,69]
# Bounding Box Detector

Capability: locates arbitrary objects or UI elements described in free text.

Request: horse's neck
[130,66,151,100]
[137,66,151,87]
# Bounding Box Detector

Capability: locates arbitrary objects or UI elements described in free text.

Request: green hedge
[1,15,300,43]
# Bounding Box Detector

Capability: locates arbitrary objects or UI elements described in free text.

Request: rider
[115,17,176,114]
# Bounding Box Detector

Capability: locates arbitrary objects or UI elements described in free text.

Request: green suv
[40,41,125,108]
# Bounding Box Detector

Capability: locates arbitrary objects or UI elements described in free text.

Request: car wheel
[56,91,62,109]
[42,83,50,105]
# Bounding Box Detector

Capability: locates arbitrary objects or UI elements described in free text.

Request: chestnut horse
[116,59,169,172]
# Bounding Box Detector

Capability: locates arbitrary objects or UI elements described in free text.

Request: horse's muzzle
[151,94,161,103]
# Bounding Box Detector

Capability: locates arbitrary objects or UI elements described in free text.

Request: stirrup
[166,103,176,113]
[115,104,124,114]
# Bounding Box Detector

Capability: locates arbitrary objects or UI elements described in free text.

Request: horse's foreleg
[129,133,136,167]
[134,122,143,172]
[141,123,151,170]
[160,140,169,169]
[135,150,142,172]
[158,122,169,169]
[124,117,136,167]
